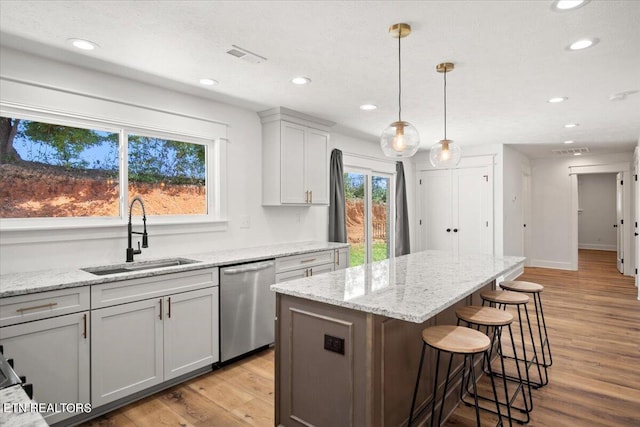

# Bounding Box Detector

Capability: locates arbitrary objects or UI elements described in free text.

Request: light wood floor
[81,250,640,427]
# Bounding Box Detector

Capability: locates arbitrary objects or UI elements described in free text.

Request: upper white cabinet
[418,166,494,255]
[259,107,334,206]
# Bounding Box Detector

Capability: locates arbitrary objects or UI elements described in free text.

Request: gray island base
[271,250,525,427]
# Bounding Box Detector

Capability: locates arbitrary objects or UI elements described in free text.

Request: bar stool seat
[500,281,553,368]
[422,325,491,353]
[456,306,532,425]
[481,289,548,389]
[408,325,502,427]
[500,281,543,293]
[481,290,530,305]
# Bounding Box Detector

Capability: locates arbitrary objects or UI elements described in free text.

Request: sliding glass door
[344,169,393,266]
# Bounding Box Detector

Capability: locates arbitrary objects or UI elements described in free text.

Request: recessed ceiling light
[360,104,377,111]
[548,97,568,103]
[565,123,579,128]
[291,76,311,85]
[568,38,599,51]
[573,152,582,156]
[199,78,218,86]
[68,38,98,51]
[564,140,575,144]
[551,0,590,11]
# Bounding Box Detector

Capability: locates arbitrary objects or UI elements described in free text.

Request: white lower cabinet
[91,268,220,407]
[0,311,90,425]
[163,287,219,380]
[91,298,163,407]
[91,285,219,407]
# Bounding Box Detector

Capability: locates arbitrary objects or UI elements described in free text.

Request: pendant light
[429,62,462,168]
[380,23,420,158]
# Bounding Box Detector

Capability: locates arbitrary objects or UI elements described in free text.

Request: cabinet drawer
[0,287,90,327]
[276,262,334,283]
[276,251,334,274]
[92,268,218,308]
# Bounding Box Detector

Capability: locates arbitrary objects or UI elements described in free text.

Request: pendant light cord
[443,68,447,140]
[398,33,402,122]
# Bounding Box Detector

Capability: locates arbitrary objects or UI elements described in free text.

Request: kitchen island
[271,250,525,427]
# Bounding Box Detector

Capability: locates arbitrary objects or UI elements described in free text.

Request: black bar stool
[481,290,548,389]
[456,306,532,425]
[500,281,552,368]
[408,325,502,427]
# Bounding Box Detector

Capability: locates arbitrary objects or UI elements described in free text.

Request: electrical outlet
[324,334,345,355]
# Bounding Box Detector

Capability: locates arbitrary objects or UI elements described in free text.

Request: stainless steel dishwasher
[220,260,276,362]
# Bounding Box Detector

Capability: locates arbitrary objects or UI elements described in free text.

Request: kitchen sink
[82,258,200,276]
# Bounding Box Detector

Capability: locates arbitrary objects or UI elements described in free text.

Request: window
[344,168,394,266]
[0,115,215,223]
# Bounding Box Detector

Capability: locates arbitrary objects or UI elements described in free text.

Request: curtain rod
[341,151,399,165]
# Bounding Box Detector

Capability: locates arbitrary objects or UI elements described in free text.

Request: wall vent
[551,147,590,155]
[226,45,267,64]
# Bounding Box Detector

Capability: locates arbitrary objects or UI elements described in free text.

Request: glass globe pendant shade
[380,121,420,158]
[429,139,462,168]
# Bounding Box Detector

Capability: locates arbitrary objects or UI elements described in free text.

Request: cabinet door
[455,166,493,255]
[309,263,334,276]
[0,312,90,425]
[91,298,163,407]
[306,128,329,205]
[281,121,307,204]
[420,170,454,251]
[164,287,219,381]
[335,248,349,270]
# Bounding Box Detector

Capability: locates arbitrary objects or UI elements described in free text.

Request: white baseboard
[529,259,575,271]
[578,243,616,251]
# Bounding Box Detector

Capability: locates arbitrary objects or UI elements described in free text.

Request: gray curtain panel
[395,161,410,256]
[328,149,347,243]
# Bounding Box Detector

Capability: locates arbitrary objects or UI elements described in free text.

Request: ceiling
[1,0,639,159]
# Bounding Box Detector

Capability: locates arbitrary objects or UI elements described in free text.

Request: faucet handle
[142,233,149,248]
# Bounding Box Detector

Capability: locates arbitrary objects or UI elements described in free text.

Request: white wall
[577,174,617,251]
[0,47,389,274]
[530,152,634,271]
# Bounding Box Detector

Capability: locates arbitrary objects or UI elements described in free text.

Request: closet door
[454,166,493,255]
[421,170,453,251]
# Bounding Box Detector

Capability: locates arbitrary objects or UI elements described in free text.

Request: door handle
[613,224,618,228]
[453,228,459,233]
[446,228,451,232]
[635,233,639,236]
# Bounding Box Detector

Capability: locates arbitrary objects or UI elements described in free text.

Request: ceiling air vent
[226,45,267,64]
[551,147,590,155]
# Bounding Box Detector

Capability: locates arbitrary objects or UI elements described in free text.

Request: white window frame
[343,154,396,264]
[0,106,227,232]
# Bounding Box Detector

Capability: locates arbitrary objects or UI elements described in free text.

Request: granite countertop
[0,385,48,427]
[271,250,525,323]
[0,241,349,297]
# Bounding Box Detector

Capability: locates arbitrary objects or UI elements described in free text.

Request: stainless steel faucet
[126,196,148,262]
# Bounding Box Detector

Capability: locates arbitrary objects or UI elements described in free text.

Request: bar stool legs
[500,281,552,368]
[408,325,503,427]
[481,290,548,389]
[456,306,532,425]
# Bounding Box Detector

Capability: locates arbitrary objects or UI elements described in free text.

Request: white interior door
[522,171,532,264]
[455,166,493,255]
[420,170,453,251]
[616,172,624,273]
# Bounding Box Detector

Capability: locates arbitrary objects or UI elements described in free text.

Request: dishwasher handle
[222,260,275,275]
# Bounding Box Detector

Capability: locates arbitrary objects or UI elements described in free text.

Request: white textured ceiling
[1,0,639,159]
